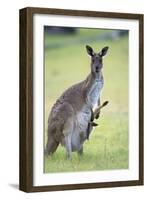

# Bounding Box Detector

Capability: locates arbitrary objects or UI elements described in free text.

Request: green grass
[44,28,129,173]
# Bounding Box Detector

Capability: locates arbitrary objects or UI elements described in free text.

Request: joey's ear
[86,45,94,56]
[99,46,109,57]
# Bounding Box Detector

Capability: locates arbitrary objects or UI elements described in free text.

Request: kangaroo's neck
[83,71,104,107]
[85,71,103,90]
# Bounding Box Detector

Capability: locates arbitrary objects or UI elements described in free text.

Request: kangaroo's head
[86,45,109,79]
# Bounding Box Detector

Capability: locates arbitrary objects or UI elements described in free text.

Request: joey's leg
[78,145,83,156]
[95,98,101,119]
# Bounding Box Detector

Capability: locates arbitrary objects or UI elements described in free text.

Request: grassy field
[44,28,129,173]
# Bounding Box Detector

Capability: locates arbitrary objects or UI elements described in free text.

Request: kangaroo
[45,45,109,159]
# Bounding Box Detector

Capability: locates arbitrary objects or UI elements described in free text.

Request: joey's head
[86,45,109,79]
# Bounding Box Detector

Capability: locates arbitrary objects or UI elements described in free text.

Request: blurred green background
[44,27,128,173]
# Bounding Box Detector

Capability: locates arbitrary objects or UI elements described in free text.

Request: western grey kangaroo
[45,45,109,159]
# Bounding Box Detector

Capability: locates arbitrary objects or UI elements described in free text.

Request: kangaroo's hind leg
[63,118,74,159]
[45,135,59,156]
[64,135,72,159]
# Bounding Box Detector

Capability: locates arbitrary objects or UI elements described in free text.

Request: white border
[33,14,139,186]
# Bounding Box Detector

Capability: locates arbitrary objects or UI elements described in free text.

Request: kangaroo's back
[50,80,86,114]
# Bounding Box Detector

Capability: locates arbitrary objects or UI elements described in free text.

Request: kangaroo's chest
[87,80,104,108]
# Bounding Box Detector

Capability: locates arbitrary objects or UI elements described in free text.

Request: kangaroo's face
[86,45,109,79]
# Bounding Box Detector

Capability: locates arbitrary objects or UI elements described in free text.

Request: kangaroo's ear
[99,46,109,57]
[86,45,94,56]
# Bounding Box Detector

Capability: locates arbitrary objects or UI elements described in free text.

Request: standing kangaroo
[45,45,109,159]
